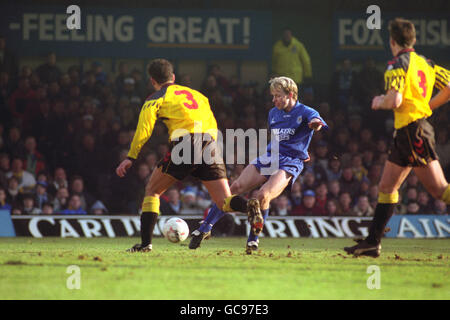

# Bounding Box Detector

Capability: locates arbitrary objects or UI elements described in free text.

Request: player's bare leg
[229,164,268,238]
[128,167,178,252]
[188,178,233,249]
[255,169,292,211]
[190,165,266,250]
[345,161,411,257]
[248,169,292,236]
[202,178,233,210]
[230,164,268,195]
[413,160,449,202]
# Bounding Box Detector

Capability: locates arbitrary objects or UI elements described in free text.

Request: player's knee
[378,182,397,195]
[256,190,270,208]
[230,181,243,194]
[430,185,447,200]
[144,186,162,198]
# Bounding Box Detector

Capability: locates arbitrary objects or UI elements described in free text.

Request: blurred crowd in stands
[0,36,448,216]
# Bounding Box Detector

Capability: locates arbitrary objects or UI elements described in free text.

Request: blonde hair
[269,76,298,101]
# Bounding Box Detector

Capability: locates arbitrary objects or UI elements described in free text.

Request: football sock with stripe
[199,204,225,233]
[247,209,269,243]
[223,195,248,213]
[140,196,160,246]
[442,185,450,204]
[140,212,158,246]
[365,192,398,245]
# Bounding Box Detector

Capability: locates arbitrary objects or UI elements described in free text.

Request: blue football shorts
[250,152,304,185]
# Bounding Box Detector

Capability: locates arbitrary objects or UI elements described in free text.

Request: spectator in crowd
[0,34,19,80]
[435,128,450,174]
[0,187,12,211]
[0,72,13,129]
[4,127,26,159]
[8,78,36,127]
[315,182,328,213]
[91,200,108,215]
[22,193,41,214]
[352,57,384,114]
[359,128,376,152]
[292,190,324,215]
[179,189,202,215]
[128,162,151,214]
[330,58,356,110]
[11,207,22,215]
[5,176,21,207]
[403,187,418,205]
[144,152,158,173]
[72,133,104,195]
[6,157,36,192]
[367,162,383,185]
[272,194,291,216]
[350,154,368,182]
[339,167,359,198]
[289,181,302,207]
[0,152,10,188]
[433,199,447,215]
[160,187,181,215]
[272,28,312,87]
[35,181,50,209]
[36,52,61,84]
[49,167,69,196]
[351,195,374,217]
[115,61,129,96]
[315,140,329,170]
[417,191,434,214]
[69,175,95,211]
[328,179,341,201]
[302,170,317,191]
[60,194,87,214]
[405,201,420,215]
[337,192,352,216]
[52,186,69,212]
[90,61,107,84]
[326,156,342,182]
[362,149,375,171]
[340,139,360,166]
[303,153,328,183]
[23,136,46,177]
[41,202,54,215]
[368,184,379,209]
[120,77,142,106]
[325,199,339,216]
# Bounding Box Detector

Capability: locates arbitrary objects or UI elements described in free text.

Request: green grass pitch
[0,237,448,300]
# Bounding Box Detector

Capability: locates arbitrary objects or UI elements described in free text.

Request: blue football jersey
[266,101,327,160]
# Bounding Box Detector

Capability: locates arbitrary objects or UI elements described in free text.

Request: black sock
[141,212,158,246]
[366,203,396,245]
[230,195,248,213]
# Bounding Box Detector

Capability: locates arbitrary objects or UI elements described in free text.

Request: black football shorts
[158,133,227,181]
[388,118,438,167]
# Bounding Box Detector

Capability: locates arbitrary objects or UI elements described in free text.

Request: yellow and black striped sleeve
[433,64,450,91]
[127,100,159,160]
[384,66,406,93]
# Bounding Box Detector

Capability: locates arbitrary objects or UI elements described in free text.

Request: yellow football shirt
[128,84,218,159]
[384,49,450,129]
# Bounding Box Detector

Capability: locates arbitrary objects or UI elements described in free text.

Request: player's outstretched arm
[371,89,402,110]
[429,84,450,110]
[116,159,133,178]
[308,118,325,131]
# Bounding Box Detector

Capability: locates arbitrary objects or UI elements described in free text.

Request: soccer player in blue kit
[189,76,327,252]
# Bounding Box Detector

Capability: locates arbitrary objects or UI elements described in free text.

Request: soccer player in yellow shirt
[345,18,450,257]
[116,59,235,252]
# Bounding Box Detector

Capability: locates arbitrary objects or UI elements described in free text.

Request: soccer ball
[162,217,190,243]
